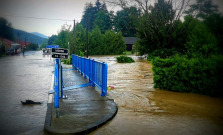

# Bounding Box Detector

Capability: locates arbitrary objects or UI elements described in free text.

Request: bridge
[44,54,118,134]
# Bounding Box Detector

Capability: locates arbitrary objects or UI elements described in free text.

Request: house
[0,38,15,53]
[19,41,30,46]
[124,37,138,51]
[0,38,22,54]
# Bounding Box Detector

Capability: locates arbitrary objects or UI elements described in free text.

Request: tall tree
[54,24,71,48]
[69,23,86,55]
[204,13,223,52]
[93,11,112,33]
[185,0,219,19]
[113,6,141,37]
[88,26,104,55]
[105,0,189,17]
[136,0,177,56]
[104,31,126,54]
[0,17,14,41]
[81,0,109,31]
[48,35,58,45]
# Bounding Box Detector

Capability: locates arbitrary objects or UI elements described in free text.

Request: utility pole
[23,37,26,55]
[17,32,20,44]
[73,19,76,54]
[17,33,20,54]
[86,14,88,58]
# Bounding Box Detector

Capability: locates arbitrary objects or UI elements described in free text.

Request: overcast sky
[0,0,222,37]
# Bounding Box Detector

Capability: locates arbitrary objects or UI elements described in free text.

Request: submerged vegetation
[116,55,135,63]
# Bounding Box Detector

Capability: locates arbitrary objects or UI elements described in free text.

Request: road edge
[44,71,118,135]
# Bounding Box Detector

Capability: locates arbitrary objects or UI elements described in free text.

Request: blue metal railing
[72,54,108,96]
[54,59,59,109]
[54,59,63,109]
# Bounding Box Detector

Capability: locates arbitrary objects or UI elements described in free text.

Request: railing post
[80,57,83,75]
[77,56,79,70]
[54,59,59,117]
[89,59,92,85]
[92,59,95,87]
[82,57,84,76]
[60,65,63,98]
[101,63,107,97]
[84,58,87,79]
[72,55,74,69]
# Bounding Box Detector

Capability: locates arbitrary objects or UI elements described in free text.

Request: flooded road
[0,51,53,135]
[90,55,223,135]
[1,53,222,135]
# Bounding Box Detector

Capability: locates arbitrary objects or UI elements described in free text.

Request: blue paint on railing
[60,65,63,99]
[63,83,91,91]
[63,68,74,71]
[54,59,59,108]
[72,55,108,96]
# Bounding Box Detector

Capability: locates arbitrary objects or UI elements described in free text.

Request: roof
[124,37,138,45]
[3,38,14,44]
[19,41,30,46]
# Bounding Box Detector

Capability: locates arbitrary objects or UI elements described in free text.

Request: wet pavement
[44,66,117,134]
[0,51,54,135]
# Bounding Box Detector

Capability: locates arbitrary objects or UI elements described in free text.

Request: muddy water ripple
[90,55,223,135]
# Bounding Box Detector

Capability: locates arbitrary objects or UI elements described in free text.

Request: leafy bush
[79,51,85,57]
[147,48,178,61]
[152,55,223,96]
[62,56,72,65]
[116,55,135,63]
[103,31,126,55]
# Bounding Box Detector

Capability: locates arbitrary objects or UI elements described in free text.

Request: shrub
[152,55,223,96]
[62,56,72,65]
[147,48,178,61]
[79,51,85,57]
[116,55,135,63]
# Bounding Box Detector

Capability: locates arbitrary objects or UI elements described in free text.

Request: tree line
[46,0,223,58]
[45,0,221,96]
[45,0,141,55]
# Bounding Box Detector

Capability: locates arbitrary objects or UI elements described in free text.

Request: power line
[0,14,74,21]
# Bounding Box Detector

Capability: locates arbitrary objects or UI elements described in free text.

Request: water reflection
[90,55,223,135]
[0,51,53,135]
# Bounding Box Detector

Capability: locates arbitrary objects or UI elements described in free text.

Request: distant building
[19,41,30,46]
[0,38,22,54]
[124,37,138,51]
[0,38,15,52]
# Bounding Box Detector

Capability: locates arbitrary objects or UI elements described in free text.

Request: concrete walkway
[44,67,118,135]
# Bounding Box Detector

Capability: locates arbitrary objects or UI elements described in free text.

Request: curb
[44,69,118,135]
[44,97,118,135]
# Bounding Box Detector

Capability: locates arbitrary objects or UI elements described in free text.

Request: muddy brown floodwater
[89,55,223,135]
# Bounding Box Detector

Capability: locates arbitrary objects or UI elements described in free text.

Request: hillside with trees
[13,29,47,45]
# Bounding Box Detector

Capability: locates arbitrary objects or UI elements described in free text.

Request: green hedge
[152,55,223,96]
